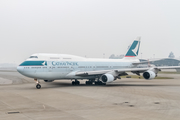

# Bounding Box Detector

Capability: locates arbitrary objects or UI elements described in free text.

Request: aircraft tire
[89,82,92,85]
[86,81,90,85]
[72,81,80,85]
[72,81,75,85]
[36,84,41,89]
[77,81,80,85]
[86,81,93,85]
[97,81,102,85]
[97,81,106,85]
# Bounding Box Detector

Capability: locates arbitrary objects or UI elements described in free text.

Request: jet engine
[44,80,54,82]
[143,71,156,80]
[101,74,115,83]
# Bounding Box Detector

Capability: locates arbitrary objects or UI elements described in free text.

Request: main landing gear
[34,79,41,89]
[94,81,106,85]
[72,79,80,85]
[85,79,95,85]
[71,79,106,85]
[85,81,93,85]
[86,79,106,85]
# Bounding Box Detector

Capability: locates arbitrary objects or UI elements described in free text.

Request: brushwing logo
[125,41,140,57]
[42,61,47,66]
[132,41,140,56]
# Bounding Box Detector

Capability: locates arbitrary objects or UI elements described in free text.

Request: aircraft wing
[132,58,176,65]
[76,70,112,76]
[156,66,180,69]
[75,66,180,76]
[132,60,157,65]
[132,61,149,65]
[115,66,180,72]
[75,68,149,76]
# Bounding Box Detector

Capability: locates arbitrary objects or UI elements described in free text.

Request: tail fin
[124,36,141,58]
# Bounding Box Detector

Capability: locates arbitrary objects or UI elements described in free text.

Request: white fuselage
[17,53,140,80]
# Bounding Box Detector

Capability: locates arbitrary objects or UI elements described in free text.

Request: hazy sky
[0,0,180,64]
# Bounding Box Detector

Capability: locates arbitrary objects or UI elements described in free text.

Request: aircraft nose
[17,66,23,73]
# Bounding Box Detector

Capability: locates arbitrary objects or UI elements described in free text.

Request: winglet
[124,36,141,58]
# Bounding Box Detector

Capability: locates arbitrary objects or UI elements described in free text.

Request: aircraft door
[49,66,53,72]
[70,66,74,72]
[93,63,96,71]
[69,64,77,72]
[68,62,78,72]
[48,61,54,72]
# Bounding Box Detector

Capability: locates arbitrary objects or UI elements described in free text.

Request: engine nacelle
[101,74,115,83]
[44,80,54,82]
[143,71,156,80]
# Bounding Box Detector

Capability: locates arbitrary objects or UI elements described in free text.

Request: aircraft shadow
[40,82,180,89]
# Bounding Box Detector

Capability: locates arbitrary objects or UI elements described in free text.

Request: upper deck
[26,53,140,63]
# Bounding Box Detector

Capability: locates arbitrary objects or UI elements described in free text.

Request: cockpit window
[29,56,38,58]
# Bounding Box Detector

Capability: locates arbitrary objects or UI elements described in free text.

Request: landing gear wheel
[77,81,80,85]
[95,81,106,85]
[72,81,80,85]
[95,82,100,85]
[72,81,75,85]
[98,81,103,85]
[36,84,41,89]
[86,81,92,85]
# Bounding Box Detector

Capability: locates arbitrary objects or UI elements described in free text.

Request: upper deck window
[50,57,60,59]
[63,58,71,59]
[29,56,38,58]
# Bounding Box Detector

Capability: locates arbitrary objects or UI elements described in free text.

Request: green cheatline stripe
[19,61,47,66]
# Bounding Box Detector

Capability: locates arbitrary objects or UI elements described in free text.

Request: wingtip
[135,36,141,41]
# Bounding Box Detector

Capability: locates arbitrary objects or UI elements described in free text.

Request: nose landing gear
[34,79,41,89]
[36,84,41,89]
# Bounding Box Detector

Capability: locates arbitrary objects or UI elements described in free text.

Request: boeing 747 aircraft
[17,37,180,89]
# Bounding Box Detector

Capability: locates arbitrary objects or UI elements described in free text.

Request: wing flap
[75,70,111,76]
[132,58,174,65]
[75,68,150,76]
[75,66,180,77]
[156,66,180,69]
[116,68,149,72]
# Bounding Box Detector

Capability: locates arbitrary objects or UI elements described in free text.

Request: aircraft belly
[21,70,63,80]
[33,72,67,80]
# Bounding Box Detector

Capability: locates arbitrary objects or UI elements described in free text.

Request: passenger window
[30,56,38,58]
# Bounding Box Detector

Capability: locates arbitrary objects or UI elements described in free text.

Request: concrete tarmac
[0,71,180,120]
